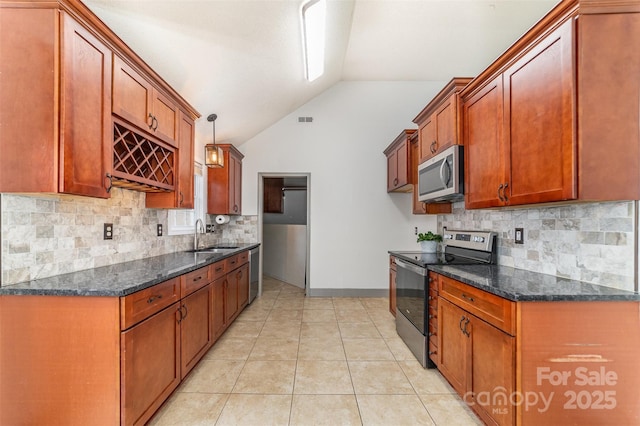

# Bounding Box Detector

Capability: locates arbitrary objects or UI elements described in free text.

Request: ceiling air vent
[298,116,313,123]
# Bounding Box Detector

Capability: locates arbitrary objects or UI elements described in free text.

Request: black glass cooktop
[391,246,495,268]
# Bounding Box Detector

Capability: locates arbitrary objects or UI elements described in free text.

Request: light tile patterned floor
[149,277,482,425]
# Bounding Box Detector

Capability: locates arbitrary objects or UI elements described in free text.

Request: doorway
[258,173,310,294]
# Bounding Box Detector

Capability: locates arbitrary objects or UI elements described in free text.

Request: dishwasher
[248,246,260,303]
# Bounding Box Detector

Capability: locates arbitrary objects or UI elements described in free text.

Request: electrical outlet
[206,224,215,233]
[104,223,113,240]
[157,224,163,237]
[414,227,418,235]
[515,228,524,244]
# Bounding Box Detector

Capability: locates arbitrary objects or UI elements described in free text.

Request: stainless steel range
[393,229,497,368]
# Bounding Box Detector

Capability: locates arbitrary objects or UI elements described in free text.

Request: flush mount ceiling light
[204,113,224,168]
[301,0,326,81]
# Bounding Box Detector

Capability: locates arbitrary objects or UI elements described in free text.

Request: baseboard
[306,288,388,298]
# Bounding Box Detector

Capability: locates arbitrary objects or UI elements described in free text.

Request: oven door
[395,258,428,334]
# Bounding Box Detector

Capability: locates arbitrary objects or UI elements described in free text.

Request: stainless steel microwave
[418,144,464,202]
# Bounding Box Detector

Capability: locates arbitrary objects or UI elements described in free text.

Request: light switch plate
[157,224,163,237]
[515,228,524,244]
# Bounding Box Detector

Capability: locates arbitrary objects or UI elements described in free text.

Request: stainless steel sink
[187,248,235,254]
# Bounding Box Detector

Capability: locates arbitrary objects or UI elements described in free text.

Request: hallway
[149,277,481,425]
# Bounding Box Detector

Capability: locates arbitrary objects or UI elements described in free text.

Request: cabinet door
[113,55,153,132]
[464,75,506,209]
[470,314,515,426]
[225,277,238,323]
[434,94,456,153]
[59,14,112,198]
[504,19,576,206]
[121,302,180,426]
[264,178,284,213]
[410,138,427,214]
[237,263,250,309]
[230,152,242,214]
[177,113,195,208]
[438,297,470,396]
[419,115,436,162]
[180,284,212,378]
[387,149,398,191]
[152,90,179,147]
[211,276,226,339]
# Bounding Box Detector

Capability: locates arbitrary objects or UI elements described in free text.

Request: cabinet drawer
[439,276,515,335]
[237,250,249,265]
[210,260,227,280]
[225,254,242,271]
[181,266,211,297]
[120,278,180,330]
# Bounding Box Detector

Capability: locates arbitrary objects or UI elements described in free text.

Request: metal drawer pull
[193,276,202,282]
[461,293,474,303]
[429,350,437,355]
[216,267,224,272]
[147,295,162,304]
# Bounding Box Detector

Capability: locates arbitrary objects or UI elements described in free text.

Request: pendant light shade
[205,113,224,168]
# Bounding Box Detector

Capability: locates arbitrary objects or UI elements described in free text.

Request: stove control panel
[442,230,495,252]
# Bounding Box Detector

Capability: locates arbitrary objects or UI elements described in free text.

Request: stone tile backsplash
[439,201,637,291]
[0,190,258,286]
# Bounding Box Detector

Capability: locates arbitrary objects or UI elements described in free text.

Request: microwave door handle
[439,159,450,188]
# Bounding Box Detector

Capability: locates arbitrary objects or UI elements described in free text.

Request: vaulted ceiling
[84,0,559,148]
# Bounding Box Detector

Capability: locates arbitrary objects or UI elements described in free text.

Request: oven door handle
[394,258,428,276]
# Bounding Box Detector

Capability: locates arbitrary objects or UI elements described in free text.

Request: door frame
[257,173,311,295]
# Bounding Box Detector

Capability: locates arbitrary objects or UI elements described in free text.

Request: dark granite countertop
[389,251,640,302]
[429,264,640,302]
[0,243,260,297]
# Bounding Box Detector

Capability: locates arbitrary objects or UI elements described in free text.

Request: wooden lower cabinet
[121,302,181,426]
[0,250,255,425]
[237,263,250,308]
[436,273,640,425]
[211,275,227,339]
[180,284,213,379]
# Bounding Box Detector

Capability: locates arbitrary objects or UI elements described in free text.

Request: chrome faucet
[194,219,205,251]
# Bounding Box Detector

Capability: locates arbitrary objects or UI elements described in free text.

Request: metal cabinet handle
[461,293,474,303]
[430,141,437,153]
[497,183,504,202]
[393,178,398,186]
[105,173,113,193]
[459,316,466,332]
[147,295,162,304]
[463,318,470,337]
[233,205,239,213]
[179,191,184,206]
[148,113,155,130]
[503,182,509,202]
[429,350,437,355]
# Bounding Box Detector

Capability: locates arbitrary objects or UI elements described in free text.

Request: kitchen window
[167,164,205,235]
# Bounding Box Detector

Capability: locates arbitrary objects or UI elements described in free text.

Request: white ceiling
[84,0,559,147]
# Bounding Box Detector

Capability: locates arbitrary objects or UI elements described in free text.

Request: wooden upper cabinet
[464,75,506,209]
[207,144,244,215]
[113,55,179,147]
[264,178,284,213]
[384,130,414,192]
[505,19,576,206]
[0,8,113,198]
[462,1,640,208]
[146,111,195,209]
[466,19,575,209]
[413,78,472,163]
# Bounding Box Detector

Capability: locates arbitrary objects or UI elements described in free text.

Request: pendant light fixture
[204,113,224,168]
